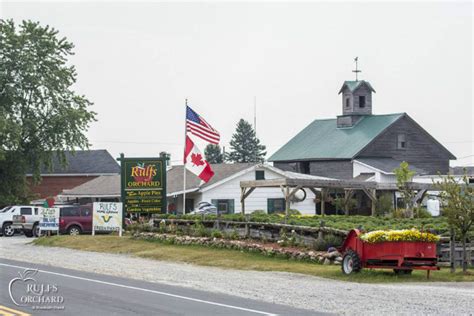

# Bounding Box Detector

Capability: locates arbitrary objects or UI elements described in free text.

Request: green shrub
[289,209,301,216]
[312,234,343,251]
[376,194,394,217]
[191,221,209,237]
[251,210,267,215]
[391,208,408,219]
[415,207,432,219]
[226,229,240,240]
[211,229,223,238]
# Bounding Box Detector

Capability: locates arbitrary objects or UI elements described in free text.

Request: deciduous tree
[436,171,473,273]
[394,161,416,218]
[0,20,96,205]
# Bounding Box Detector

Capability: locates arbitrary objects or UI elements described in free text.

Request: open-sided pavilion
[240,177,437,217]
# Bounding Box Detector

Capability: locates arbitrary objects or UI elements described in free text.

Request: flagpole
[183,99,188,214]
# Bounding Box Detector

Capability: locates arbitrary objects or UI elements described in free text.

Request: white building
[168,163,328,215]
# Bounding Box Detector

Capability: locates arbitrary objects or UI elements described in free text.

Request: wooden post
[240,187,255,216]
[320,189,326,216]
[344,189,354,216]
[362,188,377,216]
[240,187,245,216]
[245,214,250,237]
[450,227,456,273]
[308,188,319,216]
[285,186,290,224]
[318,220,325,241]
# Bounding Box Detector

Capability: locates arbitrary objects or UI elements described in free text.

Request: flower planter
[339,229,440,277]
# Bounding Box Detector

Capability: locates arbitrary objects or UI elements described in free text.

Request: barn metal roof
[268,113,404,161]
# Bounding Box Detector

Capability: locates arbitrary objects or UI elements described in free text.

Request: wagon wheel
[341,249,362,275]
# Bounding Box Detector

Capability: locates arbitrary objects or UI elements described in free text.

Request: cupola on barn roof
[338,80,376,94]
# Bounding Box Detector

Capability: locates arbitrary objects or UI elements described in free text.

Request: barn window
[397,134,406,149]
[300,161,310,174]
[359,96,366,108]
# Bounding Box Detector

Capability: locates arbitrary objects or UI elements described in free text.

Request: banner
[39,208,59,231]
[93,202,123,235]
[120,157,167,213]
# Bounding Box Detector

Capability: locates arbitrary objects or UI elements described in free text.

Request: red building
[27,150,120,201]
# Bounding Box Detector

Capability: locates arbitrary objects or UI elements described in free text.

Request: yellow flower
[360,229,439,243]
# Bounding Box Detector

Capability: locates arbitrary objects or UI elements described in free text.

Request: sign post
[39,207,60,235]
[119,155,167,226]
[92,202,123,236]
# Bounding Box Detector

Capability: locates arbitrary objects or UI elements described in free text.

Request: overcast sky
[1,1,473,166]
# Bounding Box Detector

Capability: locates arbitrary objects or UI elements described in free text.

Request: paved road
[0,258,321,316]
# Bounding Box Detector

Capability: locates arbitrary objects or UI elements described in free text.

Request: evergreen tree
[204,144,223,164]
[227,119,266,163]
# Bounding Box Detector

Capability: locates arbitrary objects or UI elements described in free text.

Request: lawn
[33,235,474,283]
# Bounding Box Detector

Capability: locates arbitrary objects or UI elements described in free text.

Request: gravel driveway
[1,236,473,315]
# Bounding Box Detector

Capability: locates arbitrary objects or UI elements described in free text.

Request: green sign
[120,156,167,213]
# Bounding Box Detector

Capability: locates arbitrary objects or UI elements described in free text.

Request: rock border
[133,232,343,265]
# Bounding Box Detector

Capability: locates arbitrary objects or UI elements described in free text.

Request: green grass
[33,235,474,283]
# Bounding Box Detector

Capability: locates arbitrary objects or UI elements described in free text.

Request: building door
[185,199,194,213]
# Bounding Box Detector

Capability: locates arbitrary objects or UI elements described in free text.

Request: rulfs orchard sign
[93,202,123,235]
[120,156,167,213]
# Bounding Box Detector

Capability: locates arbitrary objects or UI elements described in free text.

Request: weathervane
[352,57,361,81]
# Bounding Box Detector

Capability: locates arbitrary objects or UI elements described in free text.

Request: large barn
[269,80,456,180]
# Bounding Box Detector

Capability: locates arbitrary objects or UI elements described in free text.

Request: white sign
[39,208,59,231]
[93,202,123,236]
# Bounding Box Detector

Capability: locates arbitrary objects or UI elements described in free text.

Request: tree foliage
[435,172,473,272]
[0,20,96,205]
[394,161,416,218]
[204,144,223,164]
[226,119,266,163]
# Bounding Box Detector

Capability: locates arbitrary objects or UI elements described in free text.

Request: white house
[167,163,328,215]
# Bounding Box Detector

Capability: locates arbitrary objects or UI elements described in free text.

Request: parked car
[11,206,42,237]
[59,205,92,235]
[189,202,218,215]
[0,206,15,236]
[0,206,38,237]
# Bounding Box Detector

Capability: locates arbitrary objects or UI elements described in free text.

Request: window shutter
[228,199,234,214]
[267,199,274,214]
[211,199,218,207]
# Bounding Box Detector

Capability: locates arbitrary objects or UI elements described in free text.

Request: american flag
[186,106,220,144]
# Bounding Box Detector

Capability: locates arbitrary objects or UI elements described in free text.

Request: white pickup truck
[0,205,41,237]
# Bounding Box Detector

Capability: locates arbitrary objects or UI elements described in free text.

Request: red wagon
[339,229,440,277]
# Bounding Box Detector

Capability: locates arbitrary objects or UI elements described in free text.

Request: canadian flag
[184,136,215,183]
